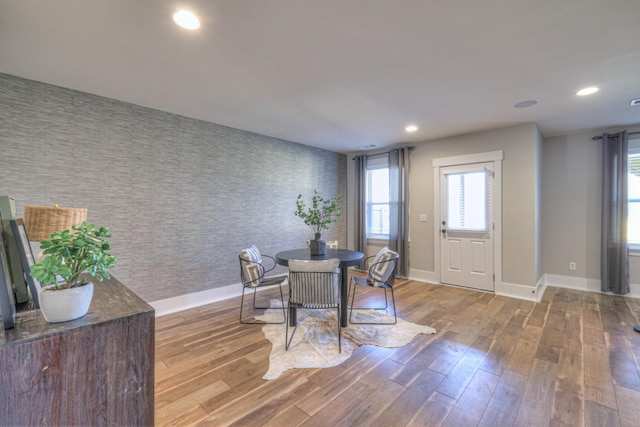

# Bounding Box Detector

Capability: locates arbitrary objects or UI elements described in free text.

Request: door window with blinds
[445,169,491,236]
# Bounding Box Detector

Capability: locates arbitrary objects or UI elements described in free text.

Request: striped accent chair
[349,247,400,324]
[238,245,287,324]
[286,258,341,352]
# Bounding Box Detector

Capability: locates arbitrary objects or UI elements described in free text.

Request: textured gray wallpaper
[0,73,347,302]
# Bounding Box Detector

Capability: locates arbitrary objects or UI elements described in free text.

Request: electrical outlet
[419,213,427,222]
[569,262,576,271]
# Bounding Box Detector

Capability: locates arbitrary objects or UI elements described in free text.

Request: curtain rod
[592,131,640,140]
[352,146,414,160]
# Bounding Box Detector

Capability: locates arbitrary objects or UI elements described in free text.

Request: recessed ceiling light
[513,100,538,108]
[630,98,640,106]
[576,87,599,96]
[173,10,200,30]
[405,125,418,132]
[357,144,377,150]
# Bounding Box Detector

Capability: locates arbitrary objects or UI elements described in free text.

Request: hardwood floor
[155,276,640,426]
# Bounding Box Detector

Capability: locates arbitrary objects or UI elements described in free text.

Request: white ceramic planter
[38,282,94,323]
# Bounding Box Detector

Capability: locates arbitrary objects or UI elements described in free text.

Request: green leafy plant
[294,189,343,236]
[30,222,117,289]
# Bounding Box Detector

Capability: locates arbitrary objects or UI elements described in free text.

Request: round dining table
[275,248,364,327]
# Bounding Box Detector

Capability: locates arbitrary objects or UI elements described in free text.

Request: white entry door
[440,162,494,291]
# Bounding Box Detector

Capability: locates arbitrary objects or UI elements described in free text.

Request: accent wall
[0,73,347,303]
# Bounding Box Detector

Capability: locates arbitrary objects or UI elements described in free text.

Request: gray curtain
[389,148,411,278]
[353,155,368,258]
[601,131,629,295]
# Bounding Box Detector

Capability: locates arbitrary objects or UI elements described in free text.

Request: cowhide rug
[255,305,436,380]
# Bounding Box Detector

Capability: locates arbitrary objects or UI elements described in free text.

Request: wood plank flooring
[155,276,640,426]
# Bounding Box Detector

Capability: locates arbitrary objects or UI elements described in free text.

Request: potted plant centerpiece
[29,222,116,323]
[295,189,343,255]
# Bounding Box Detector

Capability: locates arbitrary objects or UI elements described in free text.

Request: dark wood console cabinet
[0,276,155,426]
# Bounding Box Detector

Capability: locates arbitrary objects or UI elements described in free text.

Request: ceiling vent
[631,98,640,106]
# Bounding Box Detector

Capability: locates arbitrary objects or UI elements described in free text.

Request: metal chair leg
[349,281,389,310]
[337,305,342,353]
[349,279,397,325]
[286,305,341,352]
[240,284,286,324]
[285,306,298,350]
[251,287,270,310]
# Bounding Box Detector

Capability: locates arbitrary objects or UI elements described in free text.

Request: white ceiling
[1,0,639,153]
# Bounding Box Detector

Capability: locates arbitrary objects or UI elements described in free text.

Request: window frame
[445,169,490,234]
[629,137,640,256]
[366,154,390,240]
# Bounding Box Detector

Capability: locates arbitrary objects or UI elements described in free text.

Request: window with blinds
[445,170,490,232]
[366,154,390,238]
[629,138,640,245]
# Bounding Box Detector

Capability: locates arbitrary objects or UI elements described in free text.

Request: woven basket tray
[24,205,88,241]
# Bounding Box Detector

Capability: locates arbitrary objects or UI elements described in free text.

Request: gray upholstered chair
[286,258,341,352]
[349,247,400,325]
[238,246,287,324]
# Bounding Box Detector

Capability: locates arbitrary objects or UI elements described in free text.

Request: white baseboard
[408,268,542,302]
[407,270,640,301]
[544,274,600,293]
[544,274,640,299]
[151,279,287,317]
[535,276,548,302]
[408,268,438,284]
[495,280,542,302]
[409,270,546,302]
[150,273,639,318]
[149,283,241,317]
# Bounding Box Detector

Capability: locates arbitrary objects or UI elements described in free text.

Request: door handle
[441,229,447,234]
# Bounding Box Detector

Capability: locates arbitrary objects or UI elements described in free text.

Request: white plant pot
[38,282,94,323]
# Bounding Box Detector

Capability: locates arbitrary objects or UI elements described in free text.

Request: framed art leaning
[10,218,41,308]
[0,231,16,329]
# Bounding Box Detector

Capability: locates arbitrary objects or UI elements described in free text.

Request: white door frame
[433,151,503,291]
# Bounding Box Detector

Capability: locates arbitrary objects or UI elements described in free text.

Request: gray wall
[0,73,347,302]
[348,121,640,292]
[347,123,542,289]
[409,123,541,288]
[534,125,544,282]
[542,125,640,284]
